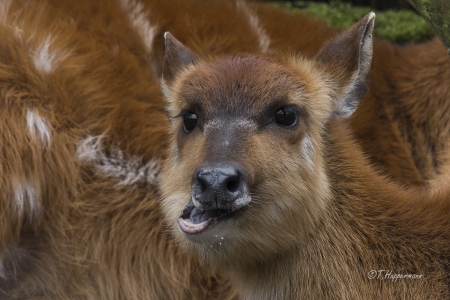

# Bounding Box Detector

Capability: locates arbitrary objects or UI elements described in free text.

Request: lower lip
[178,217,214,234]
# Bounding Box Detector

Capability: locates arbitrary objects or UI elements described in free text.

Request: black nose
[192,166,247,210]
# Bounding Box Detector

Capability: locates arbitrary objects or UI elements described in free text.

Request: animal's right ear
[162,32,199,86]
[315,12,375,119]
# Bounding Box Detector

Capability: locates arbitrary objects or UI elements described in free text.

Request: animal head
[160,13,375,267]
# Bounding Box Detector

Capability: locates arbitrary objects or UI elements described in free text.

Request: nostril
[226,175,240,193]
[197,176,207,193]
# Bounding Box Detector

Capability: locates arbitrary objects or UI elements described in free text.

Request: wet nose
[192,166,246,209]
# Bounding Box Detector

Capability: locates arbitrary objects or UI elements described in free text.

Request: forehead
[180,55,303,117]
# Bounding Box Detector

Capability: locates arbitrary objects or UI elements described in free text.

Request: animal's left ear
[315,12,375,118]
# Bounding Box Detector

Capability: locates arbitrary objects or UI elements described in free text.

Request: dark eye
[274,106,298,127]
[183,111,197,132]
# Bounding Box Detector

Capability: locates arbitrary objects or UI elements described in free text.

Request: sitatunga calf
[161,13,450,299]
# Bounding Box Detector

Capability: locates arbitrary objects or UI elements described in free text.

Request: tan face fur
[161,55,332,265]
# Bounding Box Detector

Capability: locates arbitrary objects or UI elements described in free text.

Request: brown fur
[160,13,450,299]
[0,1,234,299]
[0,0,449,299]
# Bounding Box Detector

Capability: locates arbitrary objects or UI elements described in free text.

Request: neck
[229,119,450,299]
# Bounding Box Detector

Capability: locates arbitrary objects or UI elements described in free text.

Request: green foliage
[374,10,434,42]
[273,1,435,43]
[408,0,450,52]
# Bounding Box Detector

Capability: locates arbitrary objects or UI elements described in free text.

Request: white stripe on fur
[77,135,159,186]
[236,1,271,53]
[117,0,157,56]
[0,0,12,25]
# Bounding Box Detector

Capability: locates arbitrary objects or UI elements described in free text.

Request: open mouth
[177,201,237,234]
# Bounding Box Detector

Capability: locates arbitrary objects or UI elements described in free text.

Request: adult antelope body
[0,0,449,299]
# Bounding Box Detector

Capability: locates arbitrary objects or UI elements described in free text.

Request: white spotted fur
[12,179,40,220]
[77,135,160,186]
[32,35,70,74]
[26,109,52,147]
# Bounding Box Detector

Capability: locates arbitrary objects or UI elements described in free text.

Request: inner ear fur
[162,32,200,85]
[315,12,375,118]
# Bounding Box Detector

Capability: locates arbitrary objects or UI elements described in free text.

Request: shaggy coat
[0,0,449,299]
